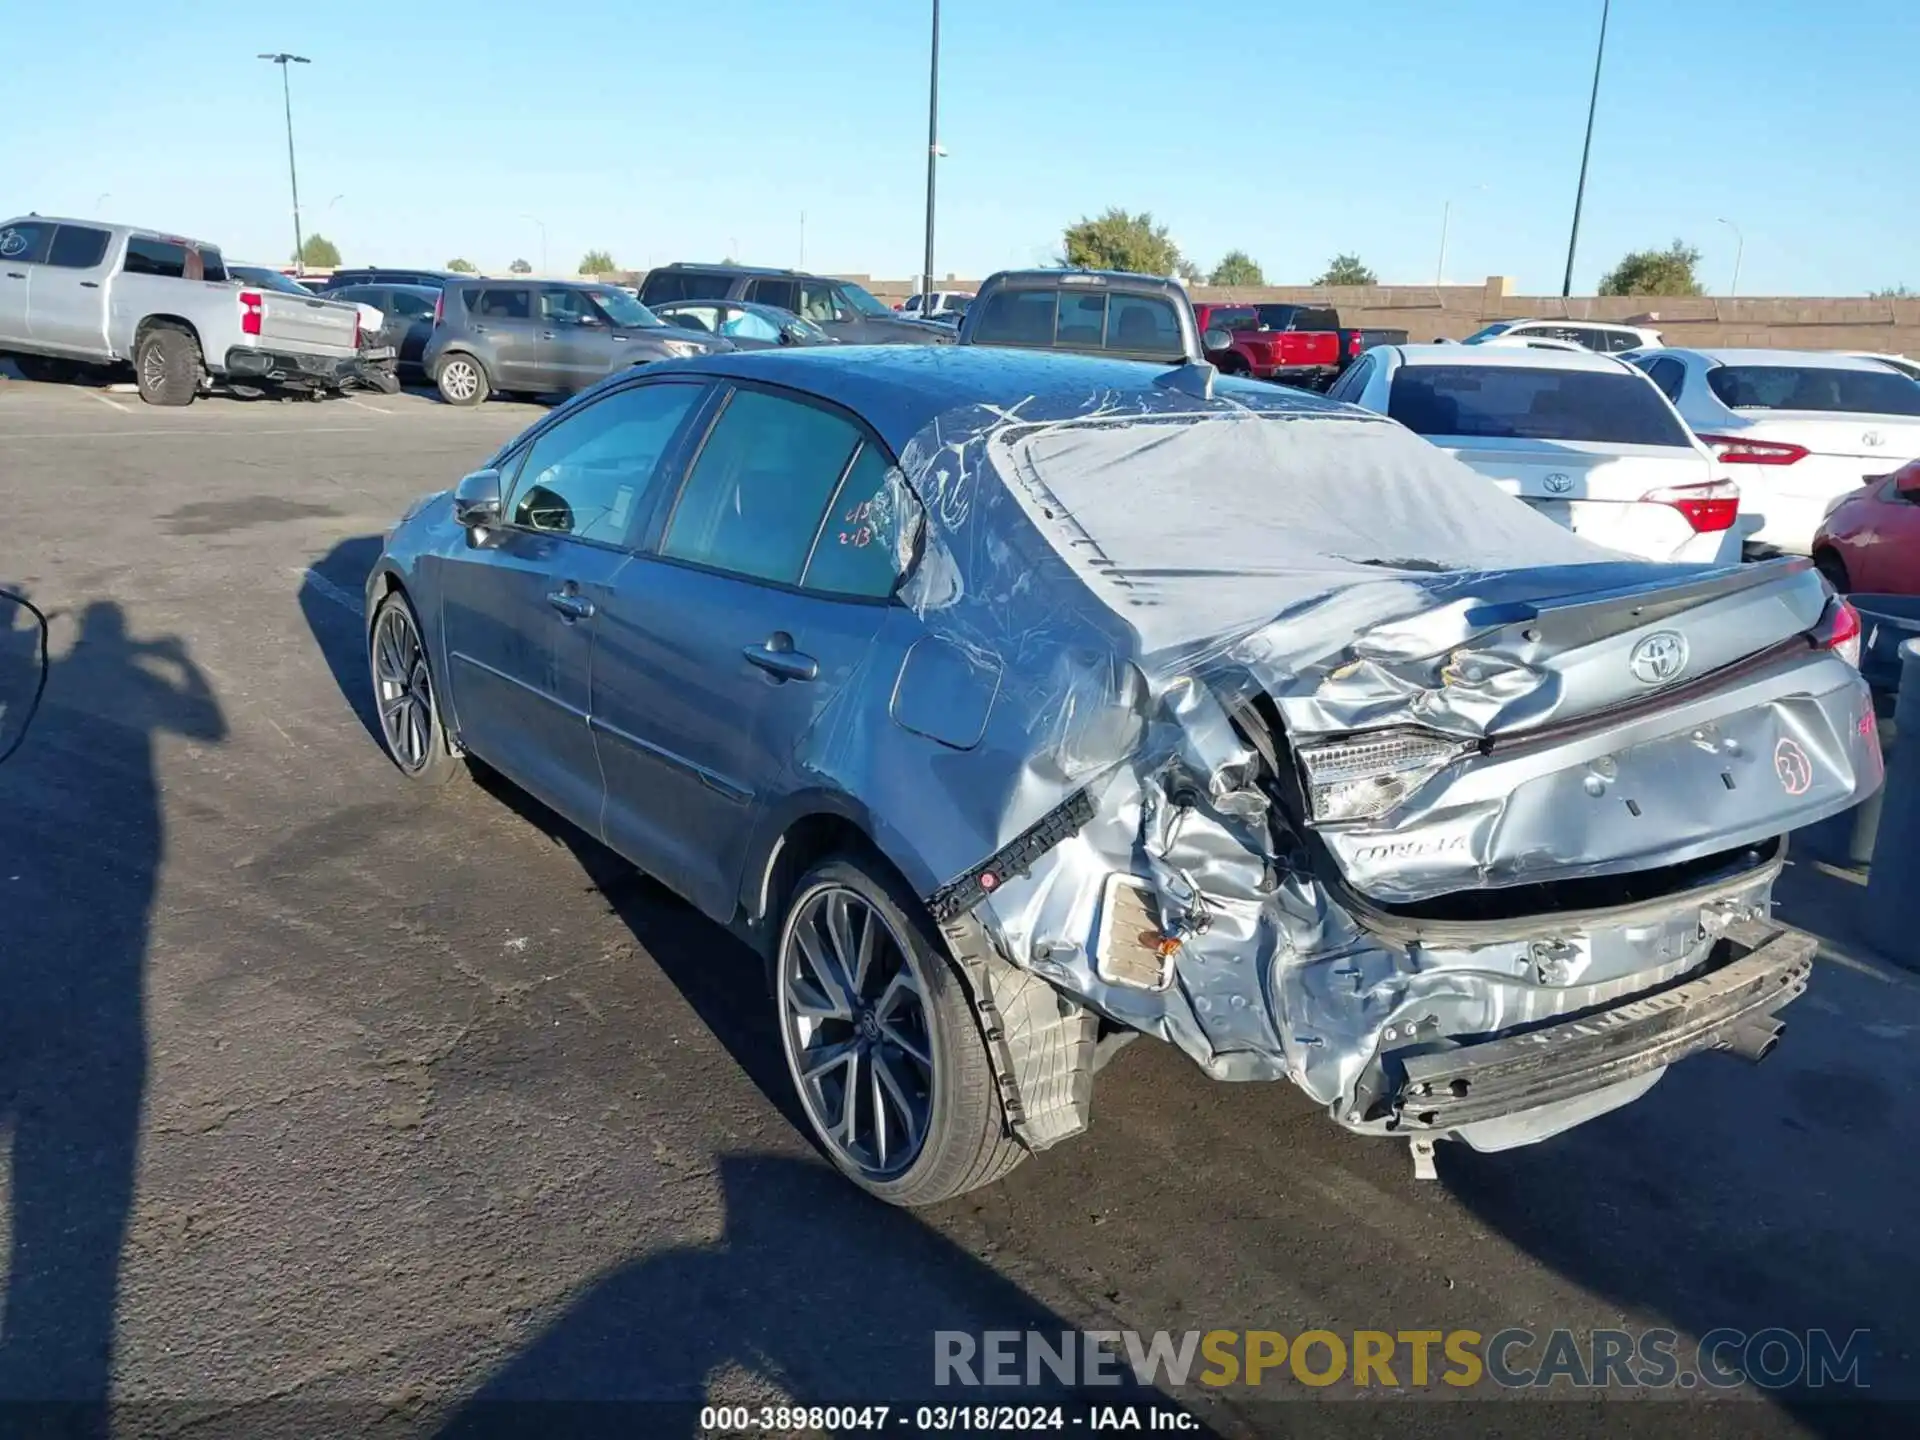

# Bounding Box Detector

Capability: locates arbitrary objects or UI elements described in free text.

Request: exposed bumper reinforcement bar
[1393,918,1814,1132]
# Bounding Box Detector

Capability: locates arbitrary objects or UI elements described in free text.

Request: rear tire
[368,590,465,787]
[1814,548,1851,595]
[134,325,203,406]
[774,855,1026,1207]
[435,353,489,406]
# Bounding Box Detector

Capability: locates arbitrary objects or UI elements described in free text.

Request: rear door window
[1704,365,1920,416]
[471,287,531,320]
[122,237,188,278]
[1387,365,1693,446]
[196,247,228,282]
[0,221,54,265]
[795,280,844,323]
[746,277,799,311]
[506,382,706,545]
[800,441,917,599]
[660,388,863,586]
[46,225,110,269]
[387,290,435,320]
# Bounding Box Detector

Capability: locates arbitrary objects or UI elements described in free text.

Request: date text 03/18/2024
[697,1404,1196,1433]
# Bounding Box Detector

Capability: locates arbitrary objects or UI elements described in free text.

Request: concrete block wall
[840,273,1920,354]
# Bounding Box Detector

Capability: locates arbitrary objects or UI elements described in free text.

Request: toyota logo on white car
[1862,431,1885,448]
[1629,631,1690,685]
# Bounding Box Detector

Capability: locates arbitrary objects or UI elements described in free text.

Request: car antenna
[1154,360,1217,401]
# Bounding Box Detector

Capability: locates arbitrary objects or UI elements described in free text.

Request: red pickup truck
[1192,302,1407,390]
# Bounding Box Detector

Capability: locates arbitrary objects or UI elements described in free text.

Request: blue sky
[4,0,1913,294]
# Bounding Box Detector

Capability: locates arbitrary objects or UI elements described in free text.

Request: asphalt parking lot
[2,371,1918,1437]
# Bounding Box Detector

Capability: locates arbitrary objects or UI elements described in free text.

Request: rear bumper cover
[1390,917,1812,1132]
[222,346,365,387]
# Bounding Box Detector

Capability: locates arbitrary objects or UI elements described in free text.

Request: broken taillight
[1643,479,1739,533]
[1296,729,1470,823]
[1816,597,1862,668]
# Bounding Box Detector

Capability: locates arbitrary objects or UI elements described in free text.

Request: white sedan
[1462,318,1663,354]
[1625,348,1920,555]
[1324,344,1739,565]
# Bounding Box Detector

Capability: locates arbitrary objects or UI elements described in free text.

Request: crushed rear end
[876,395,1880,1173]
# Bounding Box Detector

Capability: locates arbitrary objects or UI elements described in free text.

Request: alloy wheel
[441,359,479,402]
[778,884,937,1180]
[140,344,167,393]
[372,603,435,772]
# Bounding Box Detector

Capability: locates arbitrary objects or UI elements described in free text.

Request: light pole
[1717,216,1744,297]
[1436,185,1488,285]
[258,53,312,273]
[921,0,941,300]
[520,214,547,273]
[1560,0,1610,297]
[799,210,806,269]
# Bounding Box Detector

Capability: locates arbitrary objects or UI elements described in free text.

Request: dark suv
[422,279,729,405]
[638,264,949,345]
[321,266,470,292]
[956,270,1202,364]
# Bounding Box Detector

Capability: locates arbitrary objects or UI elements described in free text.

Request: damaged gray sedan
[364,345,1880,1205]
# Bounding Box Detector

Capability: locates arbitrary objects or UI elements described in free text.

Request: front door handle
[3,271,22,280]
[546,588,594,620]
[539,330,557,340]
[80,280,100,289]
[743,632,818,682]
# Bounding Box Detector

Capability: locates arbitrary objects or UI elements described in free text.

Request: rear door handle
[743,633,818,682]
[546,589,594,620]
[3,271,22,280]
[80,281,99,289]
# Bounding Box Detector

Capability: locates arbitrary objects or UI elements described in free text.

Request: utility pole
[1436,200,1451,286]
[1717,217,1745,297]
[259,54,312,272]
[921,0,941,300]
[1560,0,1609,297]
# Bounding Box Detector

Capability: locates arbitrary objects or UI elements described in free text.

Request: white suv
[1464,318,1663,354]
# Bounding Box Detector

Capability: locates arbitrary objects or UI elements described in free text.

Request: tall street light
[921,0,941,301]
[1560,0,1610,297]
[1717,217,1745,297]
[259,53,312,272]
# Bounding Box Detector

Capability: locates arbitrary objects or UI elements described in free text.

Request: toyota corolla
[364,346,1879,1205]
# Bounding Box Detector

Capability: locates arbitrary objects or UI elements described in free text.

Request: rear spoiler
[1462,555,1813,652]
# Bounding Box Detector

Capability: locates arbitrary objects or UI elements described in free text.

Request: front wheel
[368,591,465,786]
[435,353,489,406]
[775,857,1025,1207]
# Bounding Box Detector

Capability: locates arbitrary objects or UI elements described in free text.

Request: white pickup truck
[0,215,383,405]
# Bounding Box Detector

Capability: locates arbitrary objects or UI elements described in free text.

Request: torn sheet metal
[803,384,1881,1144]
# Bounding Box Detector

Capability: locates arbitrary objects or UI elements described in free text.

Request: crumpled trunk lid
[1263,556,1881,903]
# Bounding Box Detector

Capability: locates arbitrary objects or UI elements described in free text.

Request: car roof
[980,268,1185,294]
[450,276,601,290]
[1390,343,1630,373]
[1485,317,1648,331]
[9,215,218,250]
[655,261,832,280]
[1653,347,1897,370]
[645,345,1337,453]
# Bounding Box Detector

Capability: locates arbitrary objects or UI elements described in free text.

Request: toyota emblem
[1629,630,1689,685]
[1543,472,1574,494]
[1863,431,1885,448]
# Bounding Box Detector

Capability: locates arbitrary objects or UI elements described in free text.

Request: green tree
[1209,250,1265,287]
[1062,208,1186,277]
[446,258,477,274]
[1175,258,1203,287]
[295,233,341,267]
[508,257,532,274]
[1872,284,1915,299]
[1598,240,1704,296]
[578,249,615,275]
[1312,253,1377,286]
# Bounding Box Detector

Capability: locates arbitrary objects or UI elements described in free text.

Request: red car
[1813,459,1920,594]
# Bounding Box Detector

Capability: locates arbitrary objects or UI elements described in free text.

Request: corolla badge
[1629,630,1690,685]
[1543,472,1574,494]
[1862,431,1885,448]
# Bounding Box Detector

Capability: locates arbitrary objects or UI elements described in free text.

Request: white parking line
[86,391,131,413]
[338,397,393,415]
[297,567,363,617]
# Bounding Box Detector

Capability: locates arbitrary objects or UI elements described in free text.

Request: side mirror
[781,324,805,345]
[453,468,503,531]
[1202,327,1232,353]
